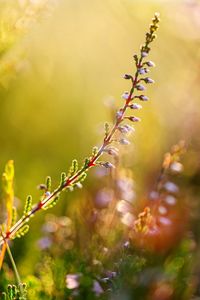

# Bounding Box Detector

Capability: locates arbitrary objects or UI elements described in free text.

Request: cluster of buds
[105,12,160,156]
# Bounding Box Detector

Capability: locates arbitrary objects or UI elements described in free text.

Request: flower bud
[116,109,123,119]
[163,182,179,194]
[118,125,129,134]
[139,95,149,101]
[144,77,155,84]
[123,74,132,80]
[119,138,130,145]
[136,84,145,91]
[124,124,135,132]
[146,61,155,67]
[104,147,119,156]
[129,103,142,110]
[141,51,148,58]
[121,91,134,100]
[129,116,141,122]
[138,68,149,75]
[102,162,115,169]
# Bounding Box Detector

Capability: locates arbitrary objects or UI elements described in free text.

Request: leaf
[68,159,78,177]
[23,195,32,216]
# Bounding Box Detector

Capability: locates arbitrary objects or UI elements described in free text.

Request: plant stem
[6,242,24,297]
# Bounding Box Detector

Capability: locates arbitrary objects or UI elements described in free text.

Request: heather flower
[138,68,149,75]
[143,77,155,84]
[117,125,130,134]
[124,124,135,133]
[121,91,130,100]
[129,103,142,110]
[123,74,133,80]
[163,181,179,194]
[104,147,119,156]
[170,161,183,173]
[158,205,168,215]
[146,60,155,67]
[116,109,123,119]
[158,217,172,226]
[164,195,177,206]
[101,162,115,169]
[141,51,148,57]
[119,138,130,145]
[128,116,141,122]
[139,95,149,101]
[95,188,113,209]
[136,84,146,91]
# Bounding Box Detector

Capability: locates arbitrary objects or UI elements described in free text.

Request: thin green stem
[6,242,24,297]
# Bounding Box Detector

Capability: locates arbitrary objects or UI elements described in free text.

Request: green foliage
[2,283,27,300]
[59,172,67,188]
[45,177,51,192]
[23,196,32,216]
[11,208,17,228]
[68,160,79,177]
[15,225,29,239]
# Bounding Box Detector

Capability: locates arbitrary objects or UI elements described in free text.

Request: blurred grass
[0,0,200,275]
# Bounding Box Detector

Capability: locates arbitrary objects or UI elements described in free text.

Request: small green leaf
[60,172,66,187]
[46,176,51,191]
[16,225,29,238]
[23,195,32,216]
[68,159,78,177]
[11,206,17,227]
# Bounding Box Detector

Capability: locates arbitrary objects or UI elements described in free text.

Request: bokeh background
[0,0,200,279]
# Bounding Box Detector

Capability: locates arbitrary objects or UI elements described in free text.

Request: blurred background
[0,0,200,284]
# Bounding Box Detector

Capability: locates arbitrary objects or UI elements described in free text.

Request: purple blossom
[144,77,155,84]
[92,280,104,296]
[37,237,52,250]
[136,84,146,91]
[123,74,132,80]
[121,91,130,100]
[139,95,149,101]
[129,116,141,122]
[141,51,148,57]
[119,138,130,145]
[95,188,113,209]
[102,162,115,169]
[164,181,179,194]
[129,103,142,110]
[104,147,119,156]
[146,60,155,67]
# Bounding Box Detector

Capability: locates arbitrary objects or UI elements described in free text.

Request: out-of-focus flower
[92,280,104,296]
[37,237,52,250]
[116,200,132,214]
[95,188,113,209]
[121,212,135,227]
[170,162,183,174]
[66,274,81,289]
[163,182,179,194]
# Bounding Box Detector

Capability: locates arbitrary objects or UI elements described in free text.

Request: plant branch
[0,13,160,247]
